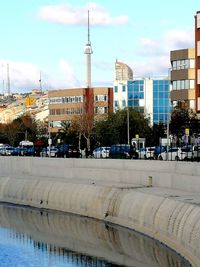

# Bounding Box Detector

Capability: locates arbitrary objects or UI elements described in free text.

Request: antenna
[39,71,42,92]
[7,63,10,95]
[88,10,90,43]
[1,64,4,95]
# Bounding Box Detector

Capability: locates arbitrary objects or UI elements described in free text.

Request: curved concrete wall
[0,205,190,267]
[0,157,200,266]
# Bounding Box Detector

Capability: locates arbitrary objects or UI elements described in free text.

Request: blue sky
[0,0,199,93]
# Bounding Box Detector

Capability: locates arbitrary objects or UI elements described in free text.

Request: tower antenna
[87,10,90,43]
[7,63,10,95]
[39,71,42,92]
[84,10,93,88]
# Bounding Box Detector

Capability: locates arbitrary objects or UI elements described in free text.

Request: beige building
[48,87,113,132]
[195,10,200,113]
[115,60,133,81]
[170,48,196,110]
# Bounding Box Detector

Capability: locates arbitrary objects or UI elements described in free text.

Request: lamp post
[48,121,52,158]
[127,104,130,145]
[166,68,171,160]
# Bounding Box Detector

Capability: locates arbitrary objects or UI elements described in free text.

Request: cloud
[37,2,128,26]
[130,28,194,77]
[165,28,194,50]
[0,60,81,93]
[0,61,41,93]
[137,28,194,57]
[58,59,81,87]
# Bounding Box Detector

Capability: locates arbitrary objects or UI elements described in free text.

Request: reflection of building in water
[0,205,192,267]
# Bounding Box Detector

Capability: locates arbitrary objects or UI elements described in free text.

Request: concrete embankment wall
[0,157,200,266]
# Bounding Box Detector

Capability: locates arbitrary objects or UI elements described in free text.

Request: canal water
[0,204,192,267]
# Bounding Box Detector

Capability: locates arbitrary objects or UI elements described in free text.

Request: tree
[56,121,78,145]
[147,122,166,146]
[2,114,38,146]
[95,108,151,146]
[72,113,94,151]
[170,108,199,136]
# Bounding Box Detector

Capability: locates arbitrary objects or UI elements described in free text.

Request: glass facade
[126,79,169,125]
[153,80,168,124]
[127,80,144,113]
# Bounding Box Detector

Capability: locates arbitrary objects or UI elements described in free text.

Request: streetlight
[127,103,130,145]
[127,81,135,145]
[166,68,171,160]
[48,121,52,158]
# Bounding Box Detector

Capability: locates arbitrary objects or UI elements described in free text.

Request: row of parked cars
[41,145,82,158]
[0,146,35,156]
[92,144,200,161]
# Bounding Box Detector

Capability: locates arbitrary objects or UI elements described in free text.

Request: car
[66,145,81,158]
[1,147,15,156]
[193,145,200,160]
[145,147,155,159]
[55,144,82,158]
[109,144,138,159]
[154,146,166,159]
[158,147,181,161]
[93,147,110,158]
[41,146,59,157]
[137,147,155,159]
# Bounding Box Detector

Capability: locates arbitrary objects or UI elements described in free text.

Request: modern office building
[170,48,195,110]
[114,62,169,125]
[48,87,113,132]
[195,11,200,113]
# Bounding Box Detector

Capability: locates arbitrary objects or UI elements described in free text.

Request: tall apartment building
[195,11,200,113]
[48,87,113,132]
[170,48,195,110]
[114,61,169,126]
[170,11,200,115]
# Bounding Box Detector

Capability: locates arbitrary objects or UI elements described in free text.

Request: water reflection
[0,204,192,267]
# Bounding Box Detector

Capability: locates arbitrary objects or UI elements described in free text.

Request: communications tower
[84,10,93,88]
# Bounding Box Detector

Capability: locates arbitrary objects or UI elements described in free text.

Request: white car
[158,147,186,161]
[138,147,155,159]
[42,146,59,157]
[93,147,110,158]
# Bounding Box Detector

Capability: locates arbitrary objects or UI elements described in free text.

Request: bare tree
[72,112,94,151]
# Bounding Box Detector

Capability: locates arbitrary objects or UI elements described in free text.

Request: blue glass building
[114,78,169,126]
[152,80,169,124]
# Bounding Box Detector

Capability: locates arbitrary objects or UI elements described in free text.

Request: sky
[0,0,200,93]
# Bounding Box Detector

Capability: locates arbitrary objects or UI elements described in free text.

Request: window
[94,95,107,102]
[172,81,177,90]
[114,86,118,93]
[122,100,126,107]
[114,100,118,107]
[94,107,108,114]
[189,80,195,89]
[190,59,195,69]
[122,85,126,92]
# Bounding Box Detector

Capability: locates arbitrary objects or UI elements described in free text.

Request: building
[195,11,200,113]
[48,87,113,132]
[170,48,195,110]
[115,60,133,81]
[114,61,169,126]
[169,11,200,115]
